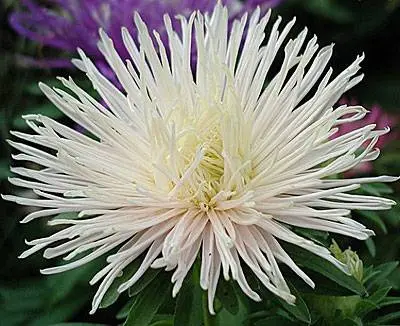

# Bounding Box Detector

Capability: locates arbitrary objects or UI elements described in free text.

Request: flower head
[330,240,363,282]
[4,3,397,314]
[10,0,282,70]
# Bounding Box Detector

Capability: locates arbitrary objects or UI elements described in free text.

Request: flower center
[149,91,253,211]
[173,115,226,210]
[165,105,253,211]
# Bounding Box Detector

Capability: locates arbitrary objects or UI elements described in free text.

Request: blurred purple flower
[10,0,282,69]
[333,97,399,176]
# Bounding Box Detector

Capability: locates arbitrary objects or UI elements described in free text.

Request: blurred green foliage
[0,0,399,325]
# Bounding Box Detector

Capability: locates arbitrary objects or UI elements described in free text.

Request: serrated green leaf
[216,279,239,315]
[174,265,203,326]
[278,284,311,324]
[124,273,171,326]
[128,267,160,297]
[284,243,366,296]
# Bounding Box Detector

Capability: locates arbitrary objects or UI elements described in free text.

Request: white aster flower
[4,2,398,314]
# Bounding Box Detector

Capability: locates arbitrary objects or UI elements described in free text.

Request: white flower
[4,3,397,314]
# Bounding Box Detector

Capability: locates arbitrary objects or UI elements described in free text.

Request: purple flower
[10,0,282,69]
[332,97,399,176]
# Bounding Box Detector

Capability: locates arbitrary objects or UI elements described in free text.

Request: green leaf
[368,286,392,304]
[124,273,171,326]
[357,210,387,234]
[359,183,394,196]
[149,321,173,326]
[384,207,400,227]
[29,293,88,326]
[355,287,391,317]
[116,297,136,320]
[365,238,376,258]
[362,265,380,284]
[284,243,366,296]
[50,324,107,326]
[358,183,391,197]
[369,311,400,325]
[288,272,357,297]
[151,315,174,325]
[254,316,298,326]
[215,291,249,326]
[128,267,160,297]
[13,104,64,129]
[0,281,46,311]
[353,299,377,318]
[0,264,94,326]
[53,212,80,220]
[46,263,95,305]
[100,260,140,309]
[173,264,203,326]
[0,160,11,179]
[339,318,363,326]
[304,0,354,24]
[293,228,330,246]
[303,295,361,323]
[278,284,311,324]
[354,287,391,317]
[216,279,239,315]
[378,296,400,308]
[365,262,399,291]
[388,267,400,290]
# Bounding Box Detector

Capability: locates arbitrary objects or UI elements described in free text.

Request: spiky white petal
[4,3,397,314]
